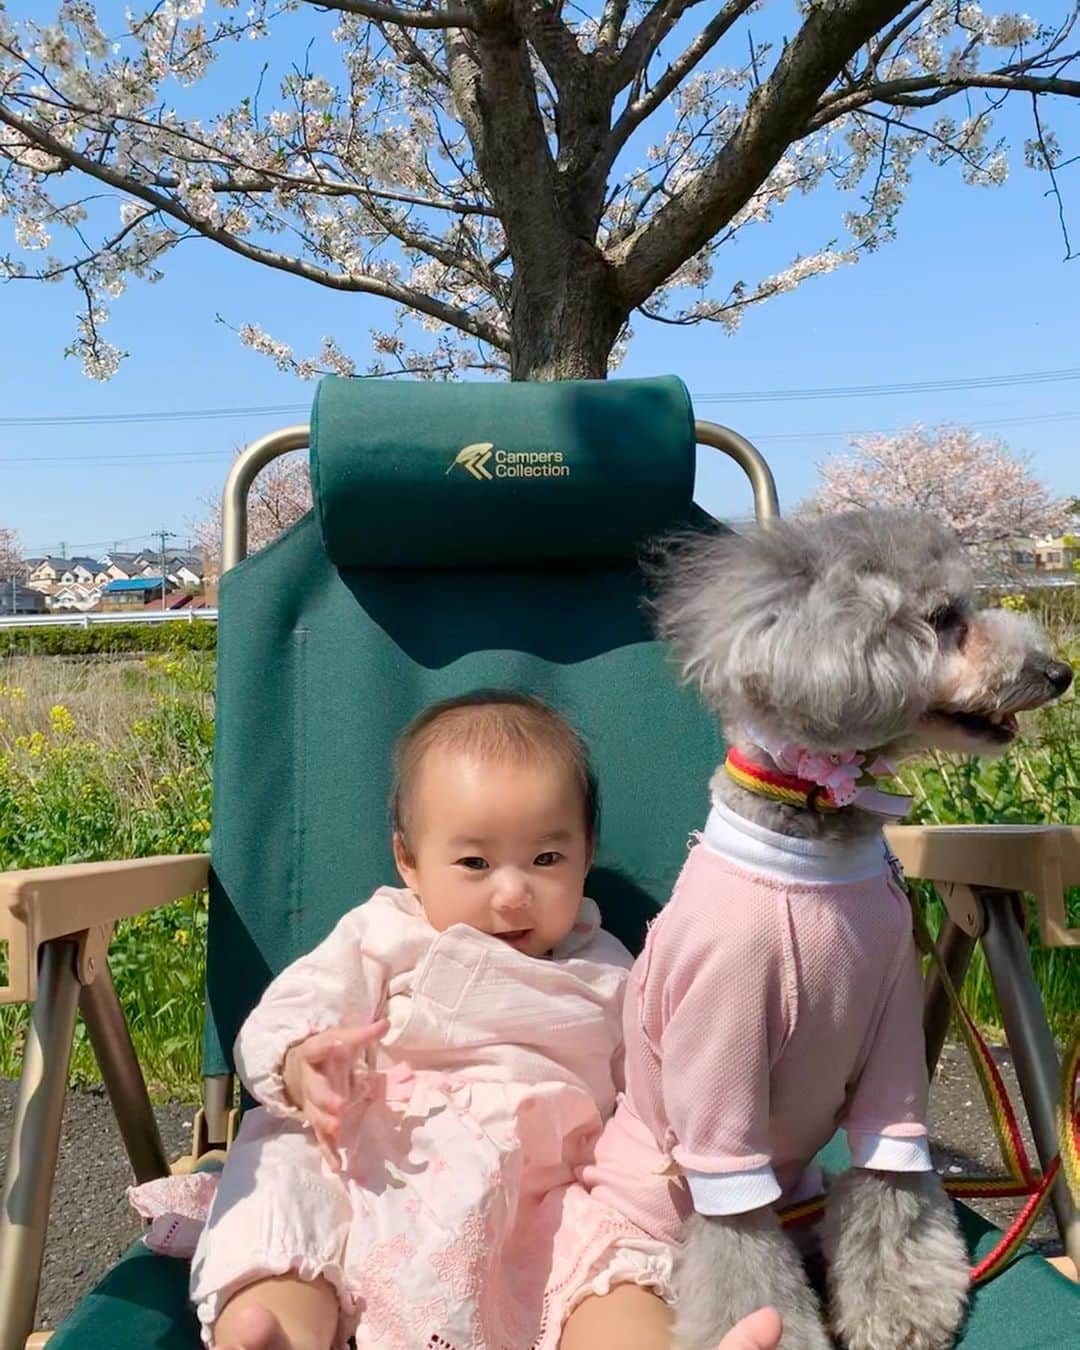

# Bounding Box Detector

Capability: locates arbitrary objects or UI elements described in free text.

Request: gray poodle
[651,509,1072,1349]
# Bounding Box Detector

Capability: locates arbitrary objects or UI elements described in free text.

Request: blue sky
[2,2,1078,558]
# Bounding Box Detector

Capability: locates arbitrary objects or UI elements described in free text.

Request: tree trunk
[509,241,625,380]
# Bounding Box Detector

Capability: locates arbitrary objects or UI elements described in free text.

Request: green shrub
[0,620,217,658]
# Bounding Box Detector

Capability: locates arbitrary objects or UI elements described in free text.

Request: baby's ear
[392,832,418,889]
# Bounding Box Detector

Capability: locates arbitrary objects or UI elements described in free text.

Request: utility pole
[155,528,176,611]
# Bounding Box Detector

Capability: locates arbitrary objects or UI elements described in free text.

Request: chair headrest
[310,375,696,568]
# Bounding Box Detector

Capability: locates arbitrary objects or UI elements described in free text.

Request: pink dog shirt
[587,799,932,1235]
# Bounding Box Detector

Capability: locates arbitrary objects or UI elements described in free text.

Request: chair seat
[49,1194,1078,1348]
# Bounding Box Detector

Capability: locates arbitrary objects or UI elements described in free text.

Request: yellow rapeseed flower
[1000,593,1029,612]
[49,704,76,736]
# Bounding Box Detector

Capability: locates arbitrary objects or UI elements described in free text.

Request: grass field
[1,590,1077,1098]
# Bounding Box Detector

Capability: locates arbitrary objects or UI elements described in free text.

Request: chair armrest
[0,854,209,1003]
[885,824,1080,948]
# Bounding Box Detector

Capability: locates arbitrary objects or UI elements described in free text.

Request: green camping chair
[1,376,1077,1349]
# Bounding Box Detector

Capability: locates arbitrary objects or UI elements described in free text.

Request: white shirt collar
[702,797,890,885]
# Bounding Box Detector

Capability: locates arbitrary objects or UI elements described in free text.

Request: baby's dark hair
[390,691,599,850]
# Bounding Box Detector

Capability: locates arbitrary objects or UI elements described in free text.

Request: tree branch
[0,104,510,351]
[611,0,914,308]
[513,0,583,92]
[1030,91,1077,260]
[611,0,705,94]
[809,70,1080,127]
[299,0,475,30]
[606,0,757,164]
[597,0,633,57]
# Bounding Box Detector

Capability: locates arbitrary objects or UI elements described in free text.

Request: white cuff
[686,1164,782,1216]
[847,1130,933,1172]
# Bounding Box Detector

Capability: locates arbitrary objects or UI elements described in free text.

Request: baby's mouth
[493,928,532,947]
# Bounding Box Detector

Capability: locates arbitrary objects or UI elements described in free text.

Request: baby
[189,691,680,1350]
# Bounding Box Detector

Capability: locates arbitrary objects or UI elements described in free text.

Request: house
[0,580,47,615]
[101,576,173,608]
[26,556,105,595]
[1034,535,1080,572]
[164,554,203,589]
[102,552,151,582]
[49,581,103,612]
[1007,541,1038,570]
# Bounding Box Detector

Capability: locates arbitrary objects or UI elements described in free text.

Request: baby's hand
[282,1019,389,1171]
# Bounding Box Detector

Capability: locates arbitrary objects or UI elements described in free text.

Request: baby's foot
[214,1305,293,1350]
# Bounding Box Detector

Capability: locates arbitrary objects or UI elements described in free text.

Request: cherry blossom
[0,2,1076,380]
[805,424,1073,573]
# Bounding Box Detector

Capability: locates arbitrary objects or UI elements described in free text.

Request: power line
[694,366,1080,404]
[0,403,307,428]
[1,450,234,464]
[2,364,1080,426]
[21,531,186,555]
[4,407,1080,470]
[746,408,1080,442]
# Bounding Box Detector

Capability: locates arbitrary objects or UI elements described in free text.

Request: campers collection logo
[448,441,571,481]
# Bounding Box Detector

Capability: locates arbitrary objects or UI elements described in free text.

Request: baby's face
[393,749,591,958]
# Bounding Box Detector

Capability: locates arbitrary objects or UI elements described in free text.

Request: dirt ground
[0,1039,1066,1332]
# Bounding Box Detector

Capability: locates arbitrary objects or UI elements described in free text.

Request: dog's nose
[1045,660,1073,693]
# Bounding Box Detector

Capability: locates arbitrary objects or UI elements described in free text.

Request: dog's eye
[927,604,968,644]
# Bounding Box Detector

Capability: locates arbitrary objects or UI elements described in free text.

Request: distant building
[101,576,173,608]
[0,580,47,615]
[49,581,102,612]
[163,554,204,589]
[26,556,105,595]
[1034,535,1080,572]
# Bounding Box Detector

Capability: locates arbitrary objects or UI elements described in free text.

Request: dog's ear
[653,525,814,719]
[757,563,938,747]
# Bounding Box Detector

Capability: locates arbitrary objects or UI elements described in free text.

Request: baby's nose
[1045,660,1073,694]
[493,872,531,908]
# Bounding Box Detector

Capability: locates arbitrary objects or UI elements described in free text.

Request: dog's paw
[825,1170,968,1350]
[674,1210,832,1350]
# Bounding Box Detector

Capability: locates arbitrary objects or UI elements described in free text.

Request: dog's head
[655,509,1071,758]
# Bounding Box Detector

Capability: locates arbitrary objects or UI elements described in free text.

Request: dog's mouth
[923,707,1020,744]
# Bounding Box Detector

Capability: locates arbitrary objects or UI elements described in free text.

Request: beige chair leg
[79,963,169,1183]
[0,942,80,1350]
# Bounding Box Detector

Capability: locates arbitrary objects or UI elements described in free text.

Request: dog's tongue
[1002,712,1019,734]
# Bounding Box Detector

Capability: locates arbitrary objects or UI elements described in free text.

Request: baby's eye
[534,851,563,867]
[456,857,489,871]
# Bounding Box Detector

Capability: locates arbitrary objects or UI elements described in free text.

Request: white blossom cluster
[0,0,1071,377]
[808,425,1073,570]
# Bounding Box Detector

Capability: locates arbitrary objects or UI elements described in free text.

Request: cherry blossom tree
[0,527,24,579]
[195,452,312,573]
[2,2,1079,382]
[805,424,1071,569]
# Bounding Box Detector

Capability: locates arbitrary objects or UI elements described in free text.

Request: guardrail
[0,609,218,629]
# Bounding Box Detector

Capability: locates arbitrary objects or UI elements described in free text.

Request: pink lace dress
[132,888,674,1348]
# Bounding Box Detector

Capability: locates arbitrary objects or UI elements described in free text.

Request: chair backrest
[203,375,726,1078]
